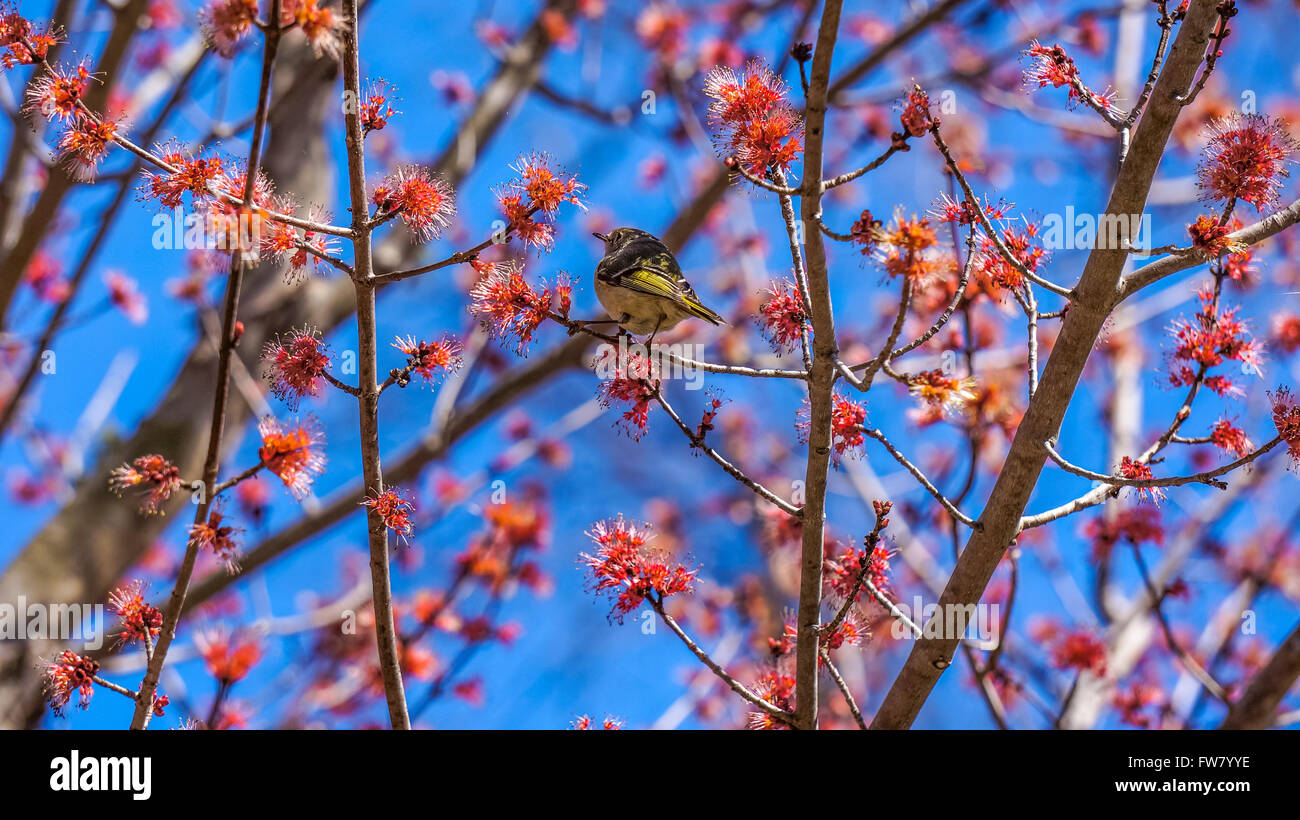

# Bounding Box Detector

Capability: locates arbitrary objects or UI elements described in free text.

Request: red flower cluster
[796,392,868,461]
[571,714,624,730]
[468,263,569,355]
[199,0,259,57]
[755,280,808,353]
[189,507,242,569]
[864,540,893,592]
[360,79,398,133]
[898,87,935,139]
[1113,680,1164,729]
[106,271,147,324]
[595,348,659,439]
[236,476,270,526]
[878,215,945,284]
[139,141,229,209]
[930,192,1011,227]
[57,117,118,181]
[1118,456,1165,505]
[494,153,586,251]
[19,57,127,180]
[703,59,803,176]
[1022,41,1117,114]
[691,393,725,447]
[976,221,1046,292]
[1195,113,1297,211]
[825,539,894,600]
[1273,314,1300,354]
[460,615,521,645]
[454,497,552,593]
[108,581,163,647]
[636,3,687,61]
[849,209,882,255]
[202,0,345,59]
[283,0,346,60]
[815,392,867,458]
[257,415,327,499]
[372,165,455,243]
[362,488,415,544]
[767,627,794,657]
[1083,507,1163,561]
[0,8,59,69]
[748,670,795,730]
[44,650,99,716]
[908,369,978,416]
[1166,286,1262,396]
[1187,214,1239,256]
[109,454,183,515]
[453,678,484,707]
[195,628,262,684]
[261,199,340,280]
[512,152,586,213]
[1271,387,1300,467]
[23,250,68,303]
[580,516,696,621]
[1209,419,1253,458]
[25,60,87,122]
[140,143,277,259]
[263,328,331,409]
[823,614,866,650]
[392,334,462,385]
[1050,629,1108,676]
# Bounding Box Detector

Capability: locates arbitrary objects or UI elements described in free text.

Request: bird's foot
[566,318,621,337]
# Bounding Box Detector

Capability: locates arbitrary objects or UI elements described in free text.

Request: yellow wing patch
[619,267,681,300]
[613,258,726,325]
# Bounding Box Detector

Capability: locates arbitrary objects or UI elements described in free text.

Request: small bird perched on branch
[587,227,726,345]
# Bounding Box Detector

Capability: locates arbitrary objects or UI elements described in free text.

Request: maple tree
[0,0,1298,732]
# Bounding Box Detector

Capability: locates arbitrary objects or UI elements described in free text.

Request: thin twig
[1129,540,1228,703]
[930,125,1074,299]
[340,0,410,729]
[129,2,285,730]
[863,428,981,529]
[1043,436,1280,491]
[649,596,795,725]
[651,386,801,516]
[819,647,866,728]
[726,158,800,194]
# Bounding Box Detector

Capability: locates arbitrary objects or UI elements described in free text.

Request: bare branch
[651,386,802,516]
[819,647,866,728]
[1043,436,1280,491]
[649,596,795,726]
[1117,196,1300,300]
[1220,621,1300,729]
[130,3,285,730]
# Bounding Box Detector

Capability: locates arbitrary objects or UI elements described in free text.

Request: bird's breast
[594,279,687,335]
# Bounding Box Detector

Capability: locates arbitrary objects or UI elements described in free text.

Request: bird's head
[592,227,662,254]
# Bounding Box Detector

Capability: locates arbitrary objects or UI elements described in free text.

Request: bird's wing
[602,252,726,325]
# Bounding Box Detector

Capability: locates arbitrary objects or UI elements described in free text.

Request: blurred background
[1,0,1298,729]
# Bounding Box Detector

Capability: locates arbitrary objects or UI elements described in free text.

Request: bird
[588,227,725,346]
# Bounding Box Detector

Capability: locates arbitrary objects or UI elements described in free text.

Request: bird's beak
[592,232,609,242]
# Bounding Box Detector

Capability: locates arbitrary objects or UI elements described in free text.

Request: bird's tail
[680,293,727,326]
